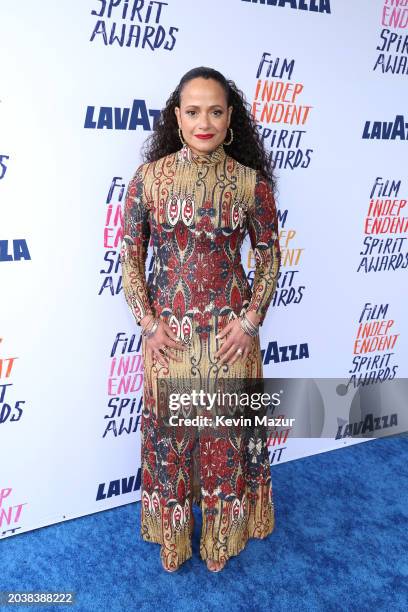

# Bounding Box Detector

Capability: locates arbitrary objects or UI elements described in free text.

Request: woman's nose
[198,114,211,129]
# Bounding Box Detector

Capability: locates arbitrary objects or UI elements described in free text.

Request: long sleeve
[246,171,281,327]
[120,163,154,326]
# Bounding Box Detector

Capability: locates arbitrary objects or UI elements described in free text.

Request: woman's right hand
[143,318,188,367]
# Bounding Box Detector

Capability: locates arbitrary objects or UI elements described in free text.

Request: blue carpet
[2,436,408,612]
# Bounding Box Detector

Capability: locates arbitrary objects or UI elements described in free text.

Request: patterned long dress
[120,141,281,570]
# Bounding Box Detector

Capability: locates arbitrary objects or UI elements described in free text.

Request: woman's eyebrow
[184,104,224,109]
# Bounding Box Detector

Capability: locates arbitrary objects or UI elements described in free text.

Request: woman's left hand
[214,318,254,366]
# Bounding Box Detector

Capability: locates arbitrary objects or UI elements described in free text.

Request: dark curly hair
[141,66,277,195]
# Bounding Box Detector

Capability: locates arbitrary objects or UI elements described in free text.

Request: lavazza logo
[241,0,331,14]
[84,99,159,131]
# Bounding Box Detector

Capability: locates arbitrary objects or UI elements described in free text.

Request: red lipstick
[195,134,214,139]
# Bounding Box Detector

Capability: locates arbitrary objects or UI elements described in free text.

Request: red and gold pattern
[120,142,281,570]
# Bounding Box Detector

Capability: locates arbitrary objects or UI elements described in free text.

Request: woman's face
[175,77,233,156]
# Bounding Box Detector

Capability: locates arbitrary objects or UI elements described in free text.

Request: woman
[120,66,281,572]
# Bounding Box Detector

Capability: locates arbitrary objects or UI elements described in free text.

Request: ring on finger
[236,347,243,356]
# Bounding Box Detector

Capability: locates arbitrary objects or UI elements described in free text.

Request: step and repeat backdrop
[1,0,407,537]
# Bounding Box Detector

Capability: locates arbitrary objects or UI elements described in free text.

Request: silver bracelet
[243,313,258,330]
[140,315,154,334]
[142,318,159,338]
[240,319,256,337]
[140,314,154,330]
[239,314,259,337]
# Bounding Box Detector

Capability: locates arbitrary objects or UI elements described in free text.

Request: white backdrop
[1,0,407,538]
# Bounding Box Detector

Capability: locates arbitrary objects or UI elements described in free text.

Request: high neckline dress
[120,140,281,570]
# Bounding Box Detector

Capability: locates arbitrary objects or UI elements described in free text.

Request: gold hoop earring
[178,127,187,145]
[224,127,233,146]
